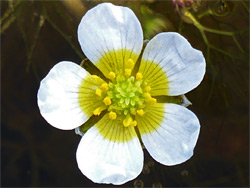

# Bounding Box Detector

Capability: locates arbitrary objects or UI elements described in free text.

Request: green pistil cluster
[92,59,157,127]
[107,75,144,115]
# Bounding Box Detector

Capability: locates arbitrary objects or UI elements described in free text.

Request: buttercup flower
[37,3,205,185]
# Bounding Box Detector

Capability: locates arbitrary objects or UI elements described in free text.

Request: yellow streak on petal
[91,75,103,85]
[78,75,106,118]
[135,103,165,135]
[96,114,137,142]
[91,75,100,80]
[95,49,139,79]
[139,59,169,96]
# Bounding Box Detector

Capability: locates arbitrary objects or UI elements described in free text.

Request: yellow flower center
[91,58,157,127]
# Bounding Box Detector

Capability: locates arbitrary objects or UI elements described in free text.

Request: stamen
[148,97,157,105]
[100,67,157,125]
[137,109,145,116]
[123,116,133,127]
[126,59,135,69]
[125,69,132,77]
[93,107,102,116]
[130,120,137,127]
[145,85,151,92]
[95,88,102,97]
[101,83,109,91]
[143,93,151,99]
[108,71,116,79]
[136,72,143,80]
[109,111,117,120]
[103,97,112,106]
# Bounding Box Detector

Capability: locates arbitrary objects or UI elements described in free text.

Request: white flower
[37,3,206,185]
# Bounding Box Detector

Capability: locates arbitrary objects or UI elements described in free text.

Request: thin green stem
[203,26,233,36]
[184,10,245,57]
[232,35,244,53]
[1,14,16,34]
[178,20,183,34]
[197,8,213,19]
[0,0,20,25]
[185,11,233,36]
[31,63,40,82]
[26,15,45,72]
[200,25,244,60]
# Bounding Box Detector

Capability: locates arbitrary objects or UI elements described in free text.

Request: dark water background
[1,0,249,187]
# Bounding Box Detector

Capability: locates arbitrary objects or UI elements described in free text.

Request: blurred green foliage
[1,0,249,187]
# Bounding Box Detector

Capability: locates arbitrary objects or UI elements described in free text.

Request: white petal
[78,3,143,75]
[76,114,143,185]
[140,32,206,96]
[37,61,89,130]
[137,103,200,165]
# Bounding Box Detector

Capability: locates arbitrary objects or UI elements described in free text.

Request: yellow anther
[145,86,151,92]
[148,97,157,105]
[95,88,102,97]
[93,107,102,116]
[137,109,145,116]
[103,97,112,106]
[109,111,117,120]
[130,120,137,127]
[136,72,143,80]
[126,59,135,69]
[143,93,151,99]
[108,71,116,79]
[123,116,133,127]
[101,83,109,91]
[125,69,132,77]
